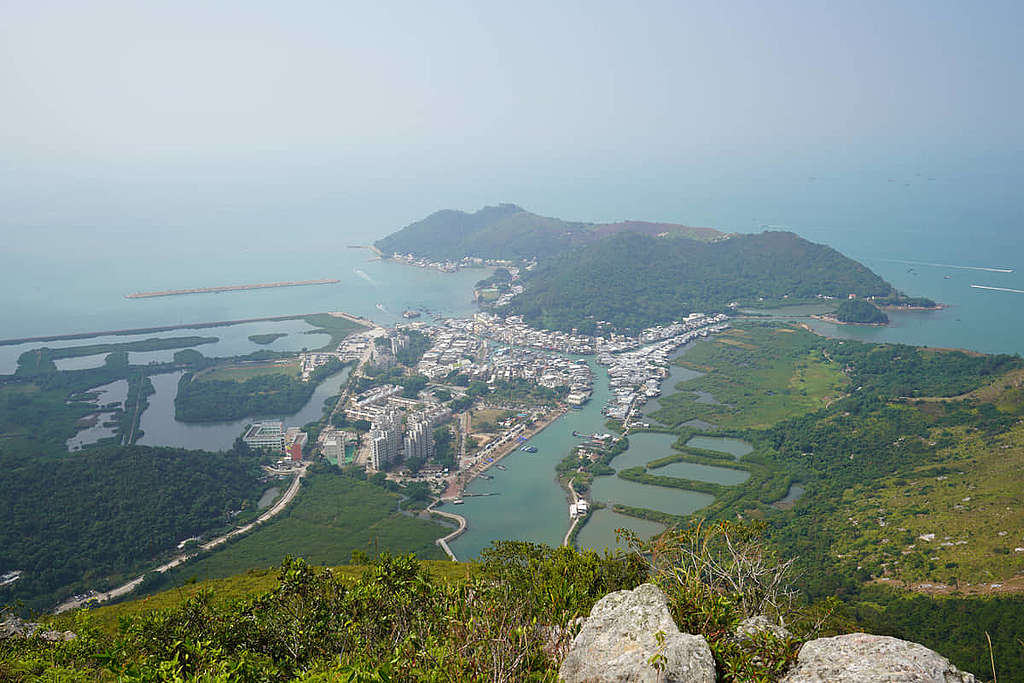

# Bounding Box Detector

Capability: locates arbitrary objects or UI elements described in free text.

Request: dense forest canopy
[0,445,264,610]
[174,359,344,422]
[374,203,723,261]
[508,231,895,333]
[834,299,889,324]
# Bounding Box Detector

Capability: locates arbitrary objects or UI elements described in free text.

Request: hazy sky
[1,1,1022,240]
[2,0,1021,159]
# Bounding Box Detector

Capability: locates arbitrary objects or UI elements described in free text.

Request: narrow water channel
[448,354,756,559]
[446,357,610,559]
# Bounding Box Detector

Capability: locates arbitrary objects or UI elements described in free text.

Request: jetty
[429,501,467,562]
[125,279,339,299]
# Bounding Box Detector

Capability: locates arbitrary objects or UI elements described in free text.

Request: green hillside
[146,470,448,589]
[835,298,890,324]
[374,203,724,261]
[509,230,895,333]
[0,445,264,611]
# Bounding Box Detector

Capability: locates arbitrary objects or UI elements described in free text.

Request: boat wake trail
[871,258,1013,274]
[970,284,1024,294]
[353,268,377,285]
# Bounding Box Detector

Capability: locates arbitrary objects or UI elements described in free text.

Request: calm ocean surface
[2,150,1020,355]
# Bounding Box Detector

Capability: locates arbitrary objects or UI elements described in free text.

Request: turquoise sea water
[2,150,1022,355]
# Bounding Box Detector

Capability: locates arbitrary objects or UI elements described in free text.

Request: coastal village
[231,281,729,542]
[388,252,532,275]
[235,296,730,561]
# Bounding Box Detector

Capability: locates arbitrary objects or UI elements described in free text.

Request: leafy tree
[404,481,431,502]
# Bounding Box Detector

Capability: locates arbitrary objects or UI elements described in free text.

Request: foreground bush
[1,522,848,681]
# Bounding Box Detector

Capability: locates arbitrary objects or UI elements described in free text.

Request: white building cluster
[471,313,596,354]
[489,347,594,405]
[413,317,596,402]
[299,352,334,381]
[416,321,488,380]
[242,420,286,451]
[492,283,524,307]
[390,253,527,274]
[598,314,730,421]
[337,332,374,362]
[359,399,452,472]
[391,253,461,273]
[368,411,403,471]
[569,499,589,519]
[320,427,357,465]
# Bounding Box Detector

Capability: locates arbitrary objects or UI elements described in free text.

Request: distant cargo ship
[126,279,339,299]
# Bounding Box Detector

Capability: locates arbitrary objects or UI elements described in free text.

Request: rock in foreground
[0,616,76,643]
[559,583,715,683]
[781,632,976,683]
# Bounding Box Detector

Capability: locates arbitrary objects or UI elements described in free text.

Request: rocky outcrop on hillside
[780,632,976,683]
[560,585,977,683]
[0,615,76,642]
[559,583,715,683]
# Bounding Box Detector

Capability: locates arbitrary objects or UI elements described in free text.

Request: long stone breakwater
[125,278,340,299]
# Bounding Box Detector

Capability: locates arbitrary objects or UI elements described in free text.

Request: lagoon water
[685,436,754,459]
[775,483,806,506]
[66,380,129,450]
[0,319,336,375]
[641,356,705,422]
[447,357,612,559]
[652,461,749,485]
[137,365,351,451]
[448,366,752,558]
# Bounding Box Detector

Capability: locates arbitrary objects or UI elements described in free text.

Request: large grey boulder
[559,583,715,683]
[781,633,975,683]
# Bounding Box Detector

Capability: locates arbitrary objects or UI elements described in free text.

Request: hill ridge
[374,203,724,261]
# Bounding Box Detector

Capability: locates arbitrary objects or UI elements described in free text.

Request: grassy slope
[153,473,447,586]
[828,412,1024,588]
[643,323,1024,588]
[652,325,847,430]
[66,560,473,635]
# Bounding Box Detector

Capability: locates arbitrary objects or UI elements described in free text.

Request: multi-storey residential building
[242,421,286,451]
